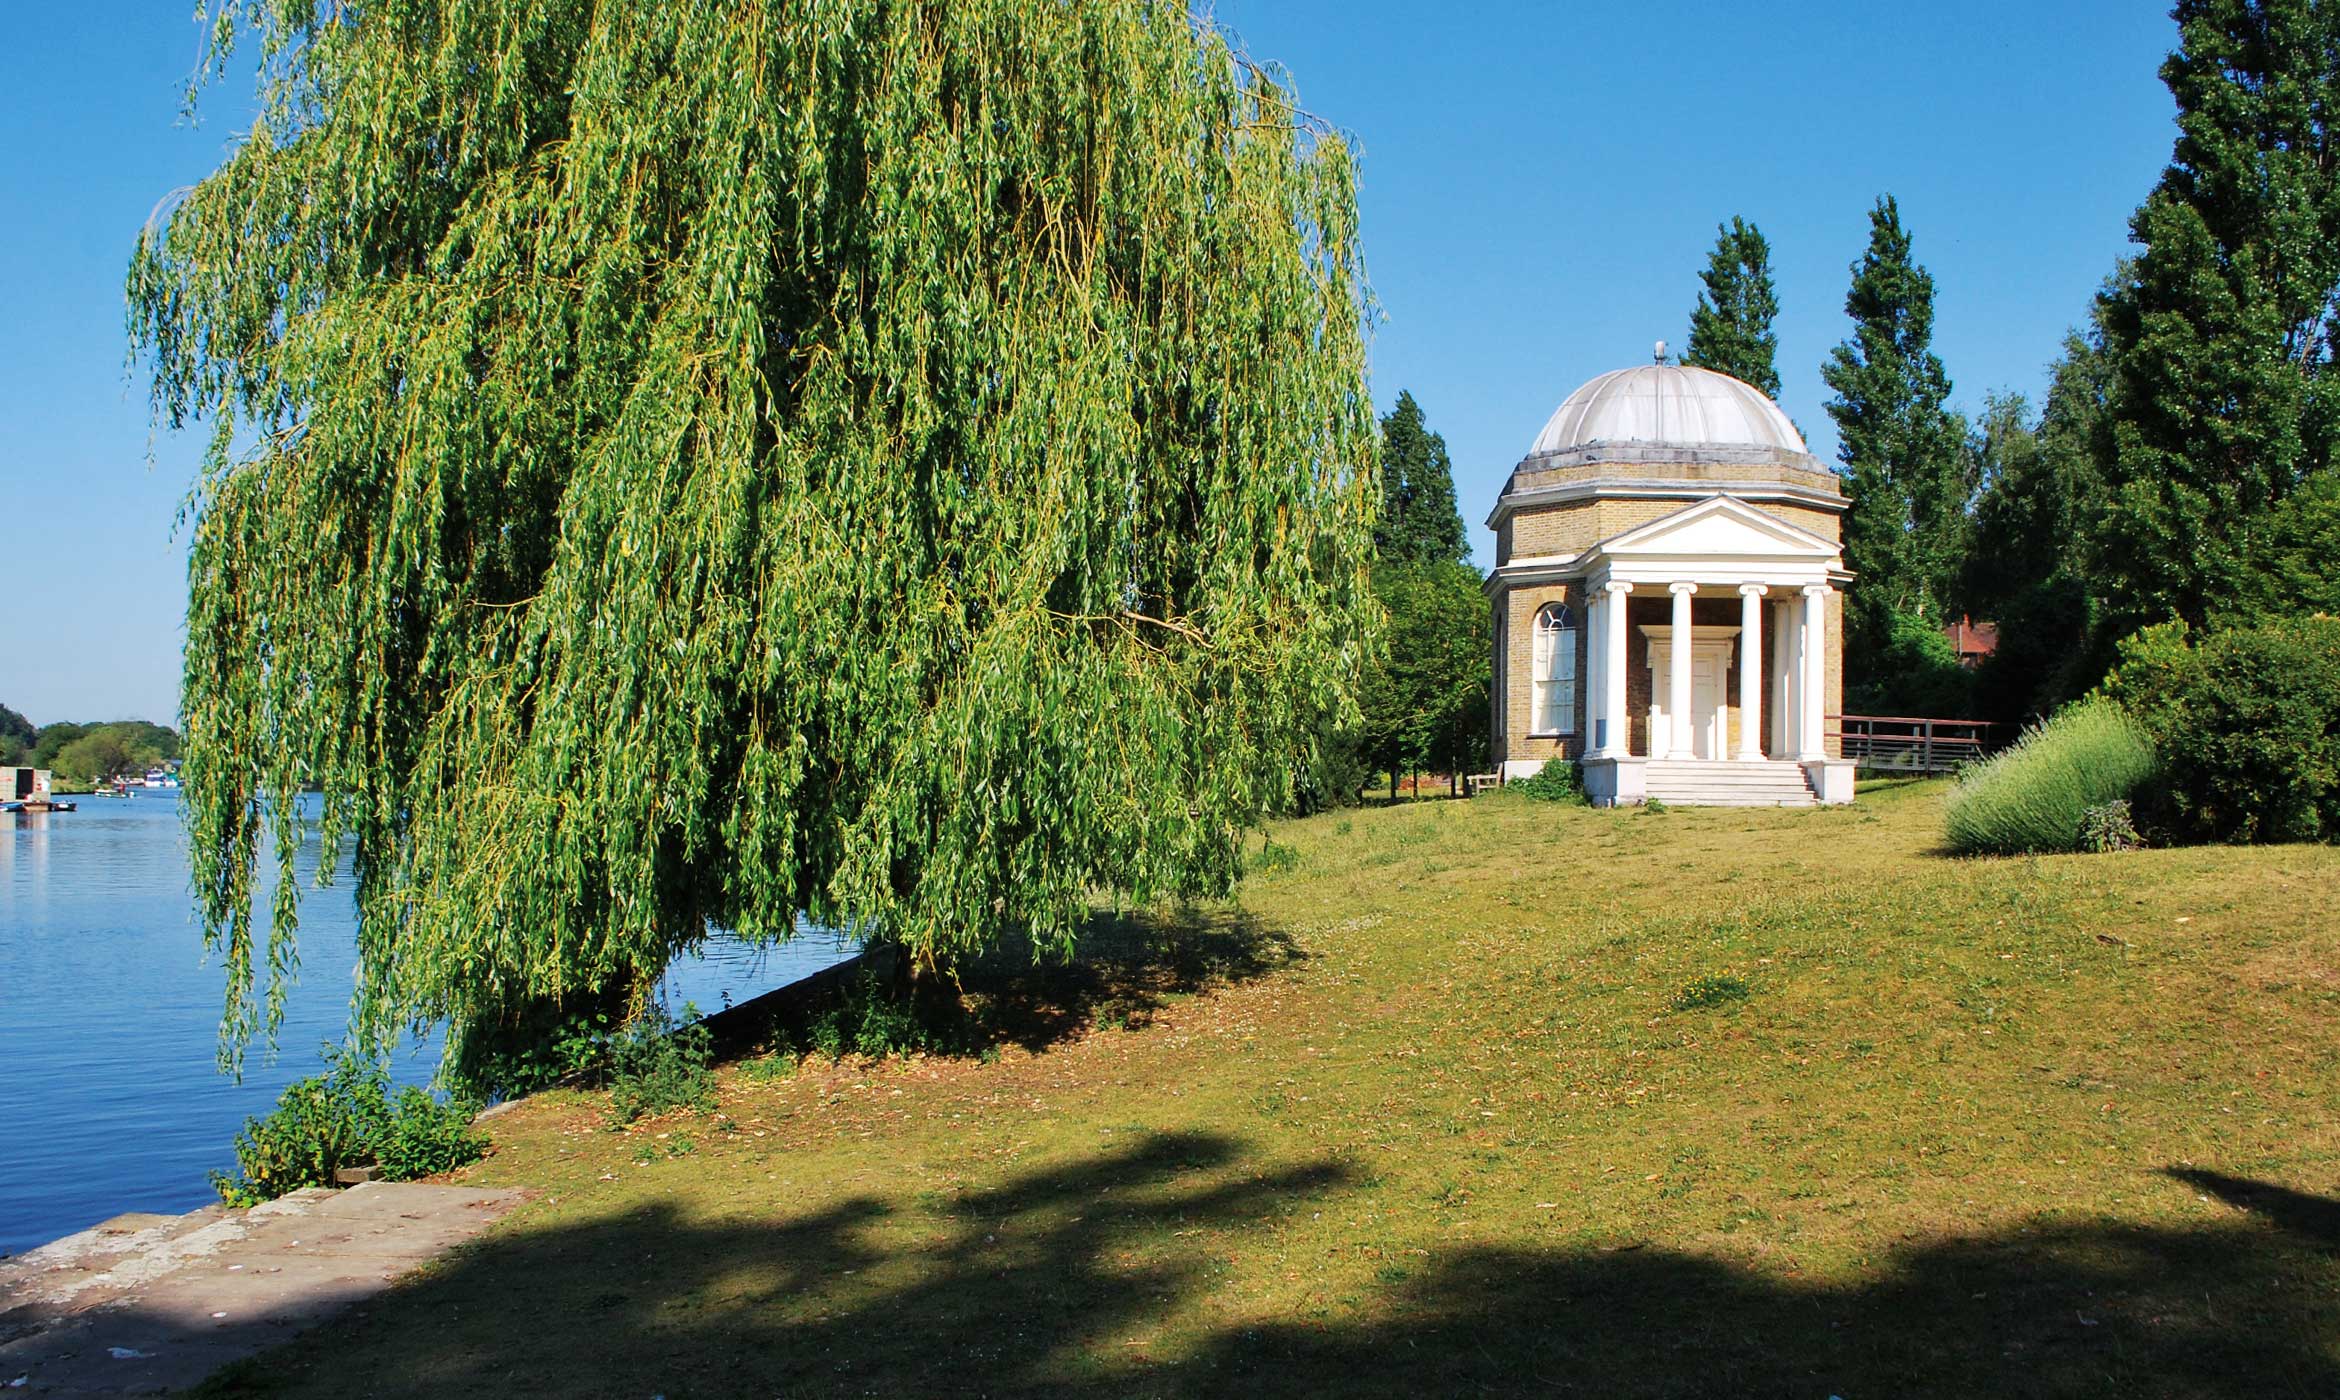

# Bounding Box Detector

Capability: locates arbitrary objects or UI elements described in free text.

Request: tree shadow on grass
[186,1144,2340,1399]
[707,907,1305,1063]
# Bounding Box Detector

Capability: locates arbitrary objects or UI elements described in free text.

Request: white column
[1737,584,1767,760]
[1601,581,1633,757]
[1667,582,1697,760]
[1799,584,1829,760]
[1584,588,1605,754]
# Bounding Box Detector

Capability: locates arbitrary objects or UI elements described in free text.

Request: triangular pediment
[1594,495,1838,560]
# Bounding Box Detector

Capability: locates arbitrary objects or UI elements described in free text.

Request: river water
[0,792,855,1255]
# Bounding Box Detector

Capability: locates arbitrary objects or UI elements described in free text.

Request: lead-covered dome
[1530,363,1808,460]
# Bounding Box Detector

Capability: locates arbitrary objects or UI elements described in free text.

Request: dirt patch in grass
[196,783,2340,1398]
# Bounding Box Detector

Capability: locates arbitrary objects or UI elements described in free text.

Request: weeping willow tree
[131,0,1376,1071]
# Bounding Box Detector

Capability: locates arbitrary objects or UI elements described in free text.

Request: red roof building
[1945,616,1999,669]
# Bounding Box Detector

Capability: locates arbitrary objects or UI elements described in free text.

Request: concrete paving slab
[0,1183,528,1396]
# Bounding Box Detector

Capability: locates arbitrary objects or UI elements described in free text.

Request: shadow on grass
[706,907,1304,1063]
[189,1139,2340,1399]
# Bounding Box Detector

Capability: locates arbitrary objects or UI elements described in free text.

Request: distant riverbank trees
[130,0,1377,1069]
[0,708,180,785]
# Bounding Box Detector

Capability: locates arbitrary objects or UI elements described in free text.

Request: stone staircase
[1644,759,1817,808]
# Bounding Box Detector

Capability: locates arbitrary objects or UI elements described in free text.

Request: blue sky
[0,2,2177,727]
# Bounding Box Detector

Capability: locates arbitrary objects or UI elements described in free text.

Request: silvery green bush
[1944,699,2159,855]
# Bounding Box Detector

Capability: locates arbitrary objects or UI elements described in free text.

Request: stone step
[1642,760,1820,808]
[1647,772,1811,783]
[1646,778,1812,788]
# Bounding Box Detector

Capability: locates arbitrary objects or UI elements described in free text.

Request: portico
[1569,497,1850,804]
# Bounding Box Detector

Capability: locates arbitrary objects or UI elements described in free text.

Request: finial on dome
[1653,339,1668,364]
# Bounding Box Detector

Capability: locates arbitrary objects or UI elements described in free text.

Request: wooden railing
[1831,715,2002,773]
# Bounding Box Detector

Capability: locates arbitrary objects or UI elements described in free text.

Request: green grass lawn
[203,780,2340,1398]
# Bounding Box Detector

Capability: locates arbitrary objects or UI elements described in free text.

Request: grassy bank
[203,781,2340,1398]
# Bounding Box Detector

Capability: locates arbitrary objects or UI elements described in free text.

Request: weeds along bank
[196,780,2340,1397]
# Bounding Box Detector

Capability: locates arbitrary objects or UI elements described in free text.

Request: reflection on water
[0,794,854,1254]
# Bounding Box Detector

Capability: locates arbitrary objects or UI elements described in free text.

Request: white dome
[1530,364,1807,458]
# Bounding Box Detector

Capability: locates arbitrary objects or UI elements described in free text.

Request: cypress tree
[129,1,1376,1068]
[1357,392,1484,798]
[1374,391,1469,567]
[1683,217,1782,398]
[2093,0,2340,635]
[1823,196,1972,677]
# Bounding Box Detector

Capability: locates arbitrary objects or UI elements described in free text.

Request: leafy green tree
[1355,561,1490,798]
[2094,0,2340,637]
[1823,196,1972,689]
[0,703,34,749]
[32,723,85,770]
[1682,217,1782,399]
[2235,470,2340,616]
[130,1,1376,1068]
[54,731,141,786]
[1350,393,1485,799]
[1374,391,1469,568]
[1959,321,2116,722]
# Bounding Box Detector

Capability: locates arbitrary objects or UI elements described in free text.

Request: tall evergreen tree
[2093,0,2340,636]
[1683,217,1782,398]
[1374,391,1468,567]
[1822,196,1972,679]
[129,0,1376,1068]
[1355,392,1485,797]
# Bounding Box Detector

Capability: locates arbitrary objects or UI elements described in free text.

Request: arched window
[1531,603,1577,735]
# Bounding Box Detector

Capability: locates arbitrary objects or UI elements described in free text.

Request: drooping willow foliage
[131,0,1377,1070]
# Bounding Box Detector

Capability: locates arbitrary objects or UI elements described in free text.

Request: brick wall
[1494,582,1587,768]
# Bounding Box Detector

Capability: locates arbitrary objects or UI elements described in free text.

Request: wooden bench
[1466,772,1503,797]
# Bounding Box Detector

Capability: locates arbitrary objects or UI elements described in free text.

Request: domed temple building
[1487,358,1856,806]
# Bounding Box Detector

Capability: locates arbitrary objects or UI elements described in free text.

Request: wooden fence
[1831,715,2003,774]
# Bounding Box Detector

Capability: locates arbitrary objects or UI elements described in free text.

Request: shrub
[1507,759,1584,804]
[2103,616,2340,843]
[1943,698,2159,855]
[607,1002,717,1125]
[2079,800,2144,853]
[213,1046,389,1206]
[213,1045,486,1205]
[377,1086,489,1179]
[447,1001,619,1101]
[801,971,946,1061]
